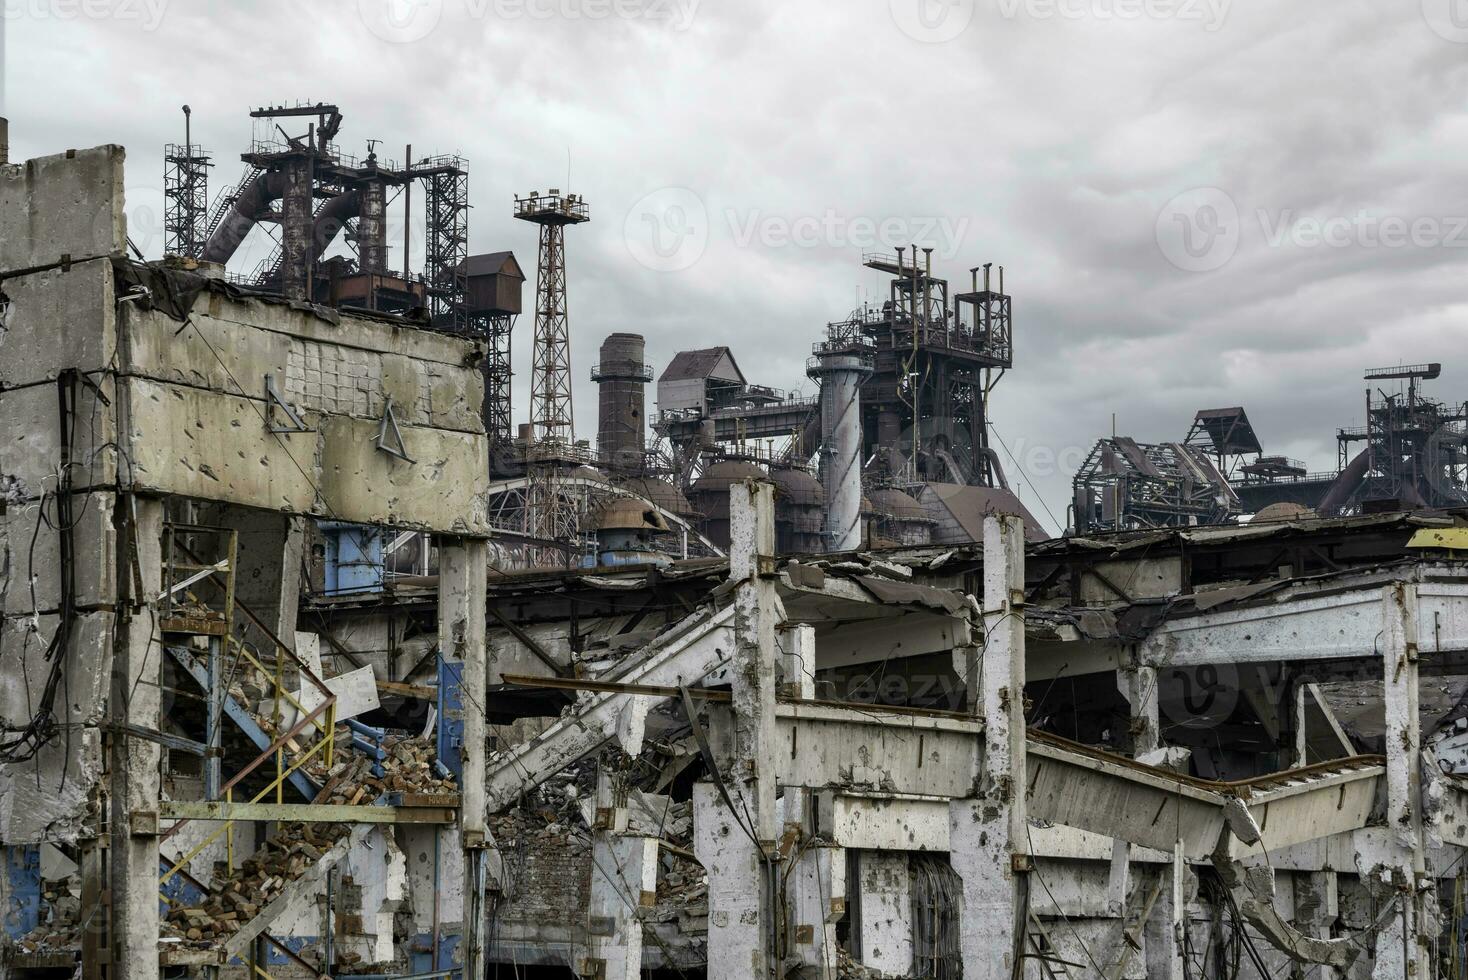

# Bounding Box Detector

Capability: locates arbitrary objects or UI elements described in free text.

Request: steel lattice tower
[515,190,589,561]
[163,107,211,258]
[419,156,469,332]
[516,190,589,443]
[471,310,515,466]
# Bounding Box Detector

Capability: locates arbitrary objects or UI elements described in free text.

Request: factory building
[7,105,1468,980]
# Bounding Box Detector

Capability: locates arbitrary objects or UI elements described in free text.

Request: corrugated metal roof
[459,251,524,280]
[658,347,744,383]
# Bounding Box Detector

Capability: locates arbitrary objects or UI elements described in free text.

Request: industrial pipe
[201,170,286,264]
[810,349,874,552]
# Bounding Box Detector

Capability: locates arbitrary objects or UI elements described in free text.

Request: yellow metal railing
[159,729,331,886]
[158,696,335,875]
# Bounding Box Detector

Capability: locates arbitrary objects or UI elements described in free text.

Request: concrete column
[951,514,1028,980]
[108,496,163,980]
[1293,871,1338,980]
[438,539,488,978]
[1143,842,1187,980]
[1121,651,1183,976]
[1370,580,1429,980]
[729,480,778,844]
[694,782,768,980]
[779,623,817,700]
[698,480,779,979]
[582,768,657,980]
[783,789,842,980]
[1118,653,1159,756]
[855,852,913,975]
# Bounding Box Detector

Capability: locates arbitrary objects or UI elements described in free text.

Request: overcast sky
[6,0,1468,535]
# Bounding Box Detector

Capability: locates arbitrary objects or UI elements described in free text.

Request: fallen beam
[157,801,457,825]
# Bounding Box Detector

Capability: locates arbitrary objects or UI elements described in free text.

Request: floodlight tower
[514,189,590,560]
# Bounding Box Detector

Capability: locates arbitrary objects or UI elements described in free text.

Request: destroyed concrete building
[6,106,1468,980]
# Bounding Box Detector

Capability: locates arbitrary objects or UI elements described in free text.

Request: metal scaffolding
[163,110,211,258]
[472,309,515,459]
[419,156,469,333]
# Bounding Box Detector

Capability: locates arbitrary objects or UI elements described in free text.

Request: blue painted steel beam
[166,646,319,801]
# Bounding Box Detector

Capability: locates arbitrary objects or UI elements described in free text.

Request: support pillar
[1293,871,1339,980]
[951,514,1028,980]
[855,852,913,975]
[582,767,658,980]
[1142,842,1186,980]
[1369,580,1431,980]
[108,496,163,980]
[779,623,817,700]
[783,789,843,980]
[1121,652,1186,978]
[694,782,766,980]
[698,480,779,980]
[439,539,488,980]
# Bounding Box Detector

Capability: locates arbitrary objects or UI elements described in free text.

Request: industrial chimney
[807,336,874,552]
[592,333,652,474]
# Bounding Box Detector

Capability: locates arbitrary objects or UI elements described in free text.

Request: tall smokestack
[592,332,650,474]
[809,343,874,552]
[1,117,9,166]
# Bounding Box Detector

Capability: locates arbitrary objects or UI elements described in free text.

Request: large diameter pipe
[814,352,873,552]
[201,170,286,264]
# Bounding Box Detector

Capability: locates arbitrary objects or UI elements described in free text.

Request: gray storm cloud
[6,0,1467,527]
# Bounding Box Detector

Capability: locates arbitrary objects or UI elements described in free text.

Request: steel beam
[156,802,456,824]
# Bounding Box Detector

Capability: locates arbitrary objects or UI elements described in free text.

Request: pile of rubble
[163,822,350,940]
[312,732,457,802]
[152,731,452,949]
[11,876,82,954]
[241,710,458,802]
